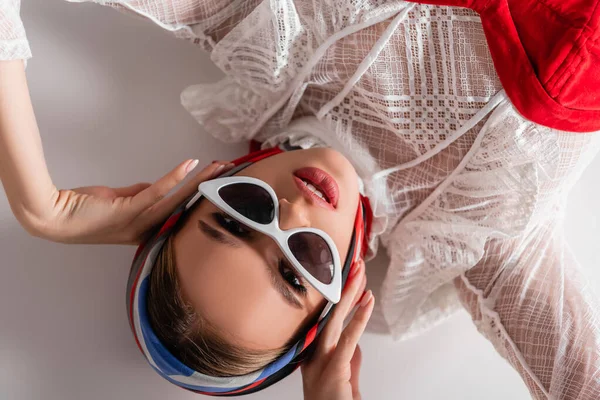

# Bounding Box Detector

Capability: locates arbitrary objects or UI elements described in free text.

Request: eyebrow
[198,220,241,247]
[197,220,304,310]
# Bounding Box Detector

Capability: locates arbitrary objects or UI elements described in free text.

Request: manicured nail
[350,261,363,278]
[357,290,368,305]
[185,159,199,174]
[359,290,372,307]
[210,164,225,178]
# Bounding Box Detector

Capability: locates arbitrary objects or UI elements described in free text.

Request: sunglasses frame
[184,176,342,303]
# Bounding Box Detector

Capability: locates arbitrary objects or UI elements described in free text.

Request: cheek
[194,265,310,349]
[175,240,314,349]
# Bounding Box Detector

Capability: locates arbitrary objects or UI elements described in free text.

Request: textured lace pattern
[9,1,600,397]
[0,0,31,60]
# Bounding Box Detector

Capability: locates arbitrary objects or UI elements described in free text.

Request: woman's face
[173,148,360,351]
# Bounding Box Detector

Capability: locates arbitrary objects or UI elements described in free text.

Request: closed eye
[197,220,240,247]
[212,212,253,238]
[278,259,307,296]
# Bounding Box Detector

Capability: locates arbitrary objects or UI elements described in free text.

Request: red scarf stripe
[157,212,183,237]
[302,325,319,351]
[229,146,283,166]
[128,257,147,354]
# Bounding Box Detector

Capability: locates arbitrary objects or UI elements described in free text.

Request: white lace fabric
[0,0,31,60]
[6,1,600,398]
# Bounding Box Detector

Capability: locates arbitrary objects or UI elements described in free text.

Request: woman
[2,0,600,398]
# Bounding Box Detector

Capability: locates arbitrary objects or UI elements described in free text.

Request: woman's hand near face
[301,260,374,400]
[33,161,233,245]
[0,60,234,245]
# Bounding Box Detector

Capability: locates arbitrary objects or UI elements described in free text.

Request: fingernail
[210,164,225,178]
[359,290,372,307]
[349,261,362,278]
[185,159,199,174]
[357,290,368,305]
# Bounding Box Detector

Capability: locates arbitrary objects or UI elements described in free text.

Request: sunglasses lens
[218,183,275,224]
[288,232,334,284]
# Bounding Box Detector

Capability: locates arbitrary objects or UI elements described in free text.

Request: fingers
[128,160,233,232]
[316,260,366,357]
[352,273,368,309]
[331,291,374,367]
[71,183,152,200]
[112,182,152,197]
[147,161,234,220]
[180,161,235,197]
[349,345,362,400]
[129,159,198,214]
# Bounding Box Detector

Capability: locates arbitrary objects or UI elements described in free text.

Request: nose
[278,199,311,230]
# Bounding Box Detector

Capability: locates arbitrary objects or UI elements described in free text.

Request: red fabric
[410,0,600,132]
[132,240,147,261]
[156,212,183,237]
[230,146,283,166]
[211,378,267,396]
[359,194,373,259]
[302,325,319,351]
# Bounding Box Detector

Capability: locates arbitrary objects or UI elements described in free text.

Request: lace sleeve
[455,221,600,399]
[0,0,31,61]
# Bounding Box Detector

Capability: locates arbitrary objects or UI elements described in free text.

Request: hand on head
[25,160,233,244]
[301,259,374,400]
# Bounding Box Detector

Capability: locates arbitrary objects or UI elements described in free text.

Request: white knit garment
[4,1,600,398]
[0,0,30,60]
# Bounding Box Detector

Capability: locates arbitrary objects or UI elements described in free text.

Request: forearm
[455,226,600,399]
[0,60,55,233]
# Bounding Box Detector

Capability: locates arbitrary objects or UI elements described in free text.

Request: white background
[2,1,599,399]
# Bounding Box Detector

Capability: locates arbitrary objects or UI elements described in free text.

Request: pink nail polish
[357,290,368,304]
[210,164,225,178]
[185,159,199,174]
[360,290,372,307]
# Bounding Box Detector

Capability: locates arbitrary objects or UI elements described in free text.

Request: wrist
[10,184,60,240]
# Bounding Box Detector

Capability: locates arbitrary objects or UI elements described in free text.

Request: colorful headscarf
[126,145,372,396]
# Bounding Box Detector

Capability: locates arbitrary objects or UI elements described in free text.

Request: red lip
[293,167,340,209]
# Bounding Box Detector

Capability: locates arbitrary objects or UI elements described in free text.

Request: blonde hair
[146,233,287,377]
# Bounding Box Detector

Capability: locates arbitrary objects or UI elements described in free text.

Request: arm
[0,60,58,234]
[0,2,54,233]
[0,4,234,244]
[455,222,600,399]
[0,59,234,243]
